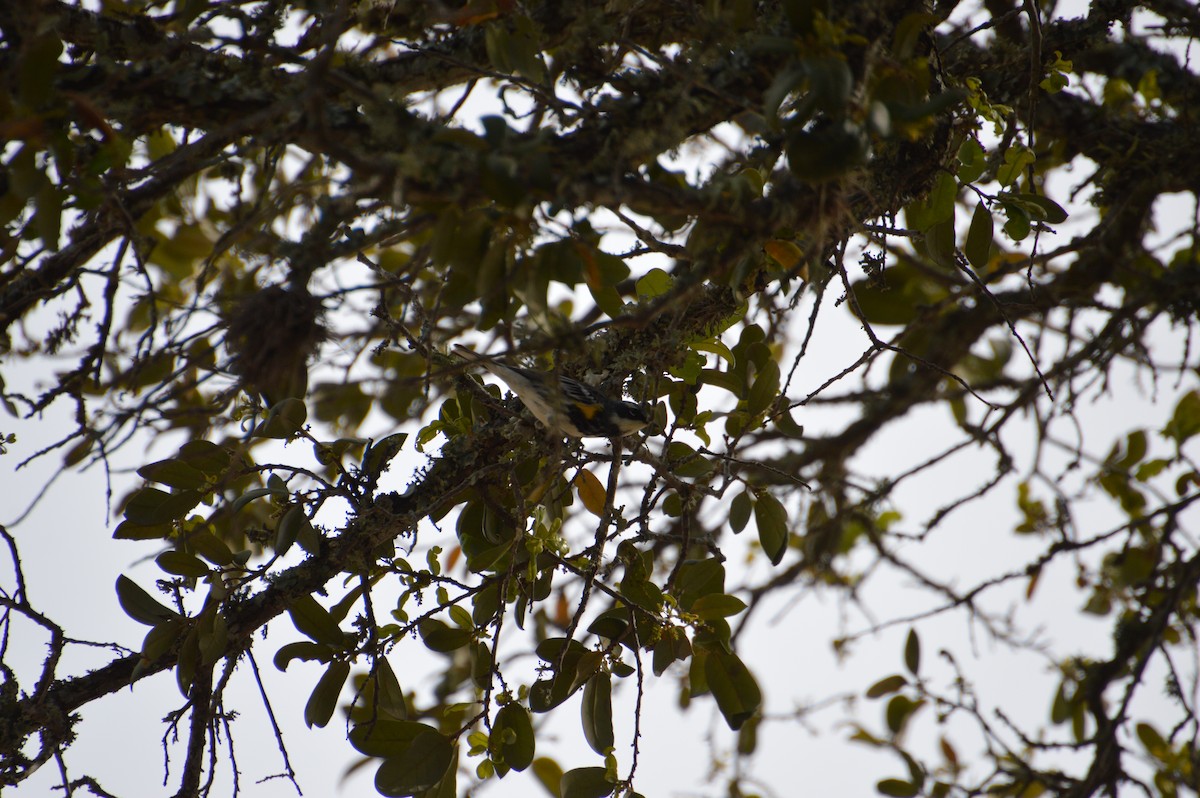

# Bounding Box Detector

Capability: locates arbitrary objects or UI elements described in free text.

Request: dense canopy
[2,1,1200,797]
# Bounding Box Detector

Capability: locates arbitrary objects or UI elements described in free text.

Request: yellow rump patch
[575,403,602,420]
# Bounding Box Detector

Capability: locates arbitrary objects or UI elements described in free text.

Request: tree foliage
[2,1,1200,797]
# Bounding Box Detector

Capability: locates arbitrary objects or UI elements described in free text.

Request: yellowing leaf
[575,469,607,517]
[763,239,804,270]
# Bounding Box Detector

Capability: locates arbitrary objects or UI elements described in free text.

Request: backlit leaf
[904,628,920,674]
[492,703,536,771]
[704,648,762,730]
[690,593,748,620]
[581,673,614,755]
[304,659,349,728]
[116,575,179,626]
[287,594,345,646]
[124,487,202,526]
[575,468,607,517]
[729,489,753,533]
[877,778,919,797]
[747,359,780,417]
[155,550,210,578]
[560,766,614,798]
[375,727,454,797]
[753,493,788,565]
[867,674,908,698]
[965,201,993,269]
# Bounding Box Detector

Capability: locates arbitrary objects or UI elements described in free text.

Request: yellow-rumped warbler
[452,345,650,438]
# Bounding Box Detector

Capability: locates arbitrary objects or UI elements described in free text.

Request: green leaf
[773,407,805,437]
[786,120,869,182]
[492,703,536,771]
[957,138,987,183]
[877,778,920,797]
[674,558,726,611]
[1011,192,1068,224]
[137,458,208,490]
[690,593,748,620]
[764,64,808,121]
[965,201,993,269]
[925,218,956,269]
[287,595,346,646]
[275,504,309,557]
[256,397,308,439]
[665,441,713,479]
[746,359,780,417]
[115,575,179,626]
[140,617,186,662]
[529,645,584,713]
[363,432,408,483]
[304,660,349,728]
[753,493,789,565]
[651,630,692,676]
[33,182,63,252]
[886,694,922,734]
[1136,722,1167,759]
[867,674,908,698]
[729,489,753,534]
[18,33,63,106]
[737,711,761,756]
[529,673,577,713]
[177,440,232,475]
[363,657,409,721]
[892,11,938,59]
[559,766,615,798]
[698,367,743,397]
[904,629,920,674]
[375,728,455,797]
[583,250,630,319]
[112,520,172,540]
[124,487,202,526]
[197,608,227,665]
[418,747,458,798]
[635,268,672,299]
[175,627,200,696]
[445,605,473,632]
[1039,51,1073,94]
[155,550,210,578]
[1164,390,1200,444]
[186,529,236,566]
[273,641,333,671]
[704,648,762,730]
[352,719,433,757]
[851,260,946,326]
[996,144,1034,188]
[1001,201,1031,241]
[1135,458,1170,481]
[230,487,277,515]
[419,618,472,652]
[927,171,957,226]
[581,673,615,755]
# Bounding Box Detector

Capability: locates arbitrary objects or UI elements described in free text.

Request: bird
[452,345,650,438]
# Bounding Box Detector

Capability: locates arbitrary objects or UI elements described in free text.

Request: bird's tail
[451,344,489,363]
